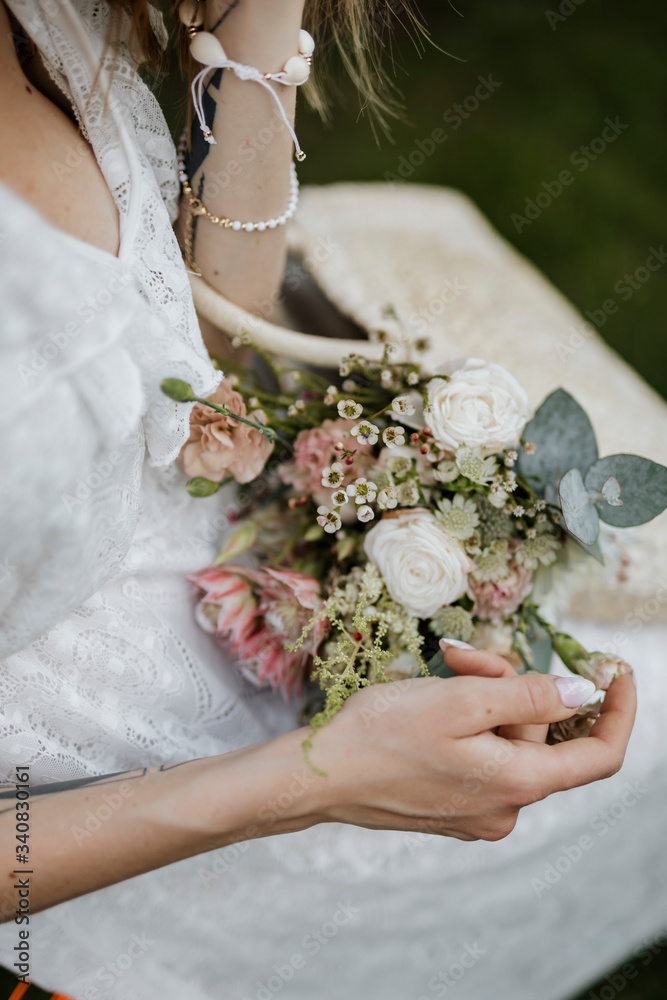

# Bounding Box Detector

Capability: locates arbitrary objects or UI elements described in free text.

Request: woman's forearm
[0,727,318,920]
[181,0,306,321]
[0,663,635,919]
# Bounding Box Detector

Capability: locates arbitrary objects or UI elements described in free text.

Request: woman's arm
[0,667,635,919]
[178,0,306,343]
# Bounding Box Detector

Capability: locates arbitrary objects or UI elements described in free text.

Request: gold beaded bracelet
[177,133,300,272]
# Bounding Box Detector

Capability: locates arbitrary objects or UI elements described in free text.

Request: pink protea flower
[180,378,274,484]
[189,565,257,649]
[188,564,328,697]
[468,553,533,622]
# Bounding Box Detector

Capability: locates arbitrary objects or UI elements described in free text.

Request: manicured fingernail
[439,638,475,652]
[555,676,597,708]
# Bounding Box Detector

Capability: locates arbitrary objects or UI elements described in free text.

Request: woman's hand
[1,657,634,919]
[291,662,636,842]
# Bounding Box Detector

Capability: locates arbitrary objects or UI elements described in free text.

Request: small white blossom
[350,421,380,446]
[331,488,348,507]
[488,487,509,509]
[372,468,393,490]
[324,393,336,405]
[357,504,375,523]
[433,460,459,484]
[391,394,416,416]
[407,371,420,386]
[248,396,260,409]
[515,533,561,570]
[326,385,337,397]
[294,399,305,411]
[316,506,342,533]
[339,362,351,376]
[337,399,363,420]
[287,404,298,417]
[512,506,525,518]
[321,463,345,488]
[472,540,511,583]
[535,499,547,511]
[455,447,498,486]
[342,379,356,392]
[382,426,406,448]
[377,486,398,509]
[346,477,378,505]
[436,495,480,540]
[386,455,413,477]
[504,450,518,468]
[397,481,420,506]
[380,369,393,387]
[429,605,474,643]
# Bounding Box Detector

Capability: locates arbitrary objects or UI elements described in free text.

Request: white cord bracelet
[179,2,315,159]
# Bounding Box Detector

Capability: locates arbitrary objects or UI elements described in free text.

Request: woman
[0,2,656,998]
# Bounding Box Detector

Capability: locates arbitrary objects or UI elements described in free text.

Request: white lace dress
[1,4,666,1000]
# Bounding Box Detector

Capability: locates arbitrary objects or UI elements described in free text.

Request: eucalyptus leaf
[526,623,553,674]
[585,454,667,527]
[516,389,599,497]
[558,467,600,545]
[601,476,623,507]
[570,534,605,564]
[426,650,457,679]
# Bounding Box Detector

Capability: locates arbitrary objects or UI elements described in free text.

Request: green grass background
[156,1,667,994]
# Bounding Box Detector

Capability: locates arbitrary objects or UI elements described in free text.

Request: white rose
[424,358,530,455]
[364,511,472,619]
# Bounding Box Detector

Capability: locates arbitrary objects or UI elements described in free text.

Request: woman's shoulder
[0,6,122,257]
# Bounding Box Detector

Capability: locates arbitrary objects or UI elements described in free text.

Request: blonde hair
[106,0,428,130]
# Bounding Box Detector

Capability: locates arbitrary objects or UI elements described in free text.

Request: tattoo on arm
[0,760,203,814]
[184,0,241,254]
[211,0,240,34]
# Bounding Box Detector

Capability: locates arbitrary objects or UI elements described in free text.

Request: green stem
[192,396,276,443]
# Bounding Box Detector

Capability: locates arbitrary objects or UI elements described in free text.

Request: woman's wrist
[206,728,330,846]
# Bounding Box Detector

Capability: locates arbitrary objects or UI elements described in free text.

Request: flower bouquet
[162,346,667,756]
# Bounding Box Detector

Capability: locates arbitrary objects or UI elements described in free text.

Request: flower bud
[552,632,632,690]
[213,521,258,565]
[161,378,195,402]
[186,477,221,497]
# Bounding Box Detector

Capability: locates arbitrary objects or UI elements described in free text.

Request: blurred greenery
[153,5,667,994]
[157,0,667,400]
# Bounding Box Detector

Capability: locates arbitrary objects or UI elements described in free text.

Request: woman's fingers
[510,673,637,799]
[441,644,550,743]
[440,643,514,678]
[445,671,597,736]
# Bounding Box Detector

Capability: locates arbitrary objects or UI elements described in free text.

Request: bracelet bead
[177,133,300,235]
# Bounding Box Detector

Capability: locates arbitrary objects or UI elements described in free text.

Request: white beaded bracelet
[177,132,299,233]
[179,0,315,159]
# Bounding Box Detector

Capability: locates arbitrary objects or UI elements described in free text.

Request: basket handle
[190,274,404,366]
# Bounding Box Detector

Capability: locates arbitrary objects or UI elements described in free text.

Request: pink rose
[181,379,274,484]
[468,556,533,622]
[189,564,328,696]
